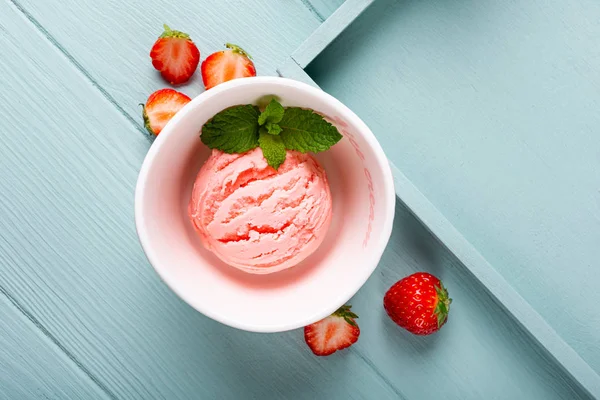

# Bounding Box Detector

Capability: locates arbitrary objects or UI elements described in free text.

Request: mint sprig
[258,99,284,127]
[200,105,260,153]
[258,99,285,137]
[200,98,342,169]
[258,128,286,170]
[265,122,281,136]
[279,107,342,152]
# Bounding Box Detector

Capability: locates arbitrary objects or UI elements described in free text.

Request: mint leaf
[265,122,282,135]
[279,107,342,153]
[259,128,286,169]
[258,99,285,126]
[201,105,260,153]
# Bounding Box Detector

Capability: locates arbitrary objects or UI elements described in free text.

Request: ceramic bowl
[135,77,395,332]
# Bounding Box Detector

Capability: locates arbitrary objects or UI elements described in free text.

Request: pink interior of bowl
[136,78,394,332]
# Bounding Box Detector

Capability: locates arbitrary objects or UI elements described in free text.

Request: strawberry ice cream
[188,148,332,274]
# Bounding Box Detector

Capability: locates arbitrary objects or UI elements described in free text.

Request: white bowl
[135,77,395,332]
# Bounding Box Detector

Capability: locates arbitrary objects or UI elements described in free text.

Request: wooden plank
[0,2,401,400]
[0,293,110,399]
[302,0,600,392]
[292,0,376,68]
[9,0,321,132]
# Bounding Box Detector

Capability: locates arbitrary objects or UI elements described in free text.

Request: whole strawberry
[304,305,360,356]
[150,25,200,85]
[384,272,451,335]
[201,43,256,90]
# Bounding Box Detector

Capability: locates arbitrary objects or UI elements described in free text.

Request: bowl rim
[135,76,395,332]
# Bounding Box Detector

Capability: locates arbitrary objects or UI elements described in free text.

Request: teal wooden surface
[305,0,600,388]
[9,0,321,130]
[299,0,346,22]
[0,294,109,399]
[292,0,375,68]
[0,0,596,398]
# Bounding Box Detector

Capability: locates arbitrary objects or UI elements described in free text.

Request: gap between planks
[299,0,327,22]
[1,0,150,397]
[0,284,119,400]
[7,0,152,144]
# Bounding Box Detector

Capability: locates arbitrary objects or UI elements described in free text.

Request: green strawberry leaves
[333,304,359,328]
[200,98,342,169]
[434,283,452,328]
[160,24,191,39]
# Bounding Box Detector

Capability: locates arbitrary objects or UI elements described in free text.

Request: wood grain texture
[277,57,320,88]
[9,0,321,136]
[306,0,600,382]
[301,0,346,21]
[350,198,590,399]
[0,294,109,399]
[387,164,600,396]
[293,0,375,68]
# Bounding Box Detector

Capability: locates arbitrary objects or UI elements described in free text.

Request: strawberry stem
[333,305,359,327]
[434,282,452,327]
[141,104,153,135]
[160,24,191,40]
[225,43,252,59]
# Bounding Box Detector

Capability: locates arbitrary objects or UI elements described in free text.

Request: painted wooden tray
[279,0,600,398]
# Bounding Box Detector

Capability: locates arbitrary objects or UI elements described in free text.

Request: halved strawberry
[150,24,200,85]
[201,43,256,90]
[142,89,191,135]
[304,305,360,356]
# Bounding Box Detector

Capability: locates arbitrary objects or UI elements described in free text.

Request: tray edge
[291,0,376,68]
[277,0,600,395]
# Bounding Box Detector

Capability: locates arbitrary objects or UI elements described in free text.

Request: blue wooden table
[1,0,598,398]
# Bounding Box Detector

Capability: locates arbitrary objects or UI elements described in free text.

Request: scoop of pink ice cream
[188,148,332,274]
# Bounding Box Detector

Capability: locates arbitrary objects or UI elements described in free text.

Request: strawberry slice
[201,43,256,90]
[142,89,191,136]
[150,24,200,85]
[304,305,360,356]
